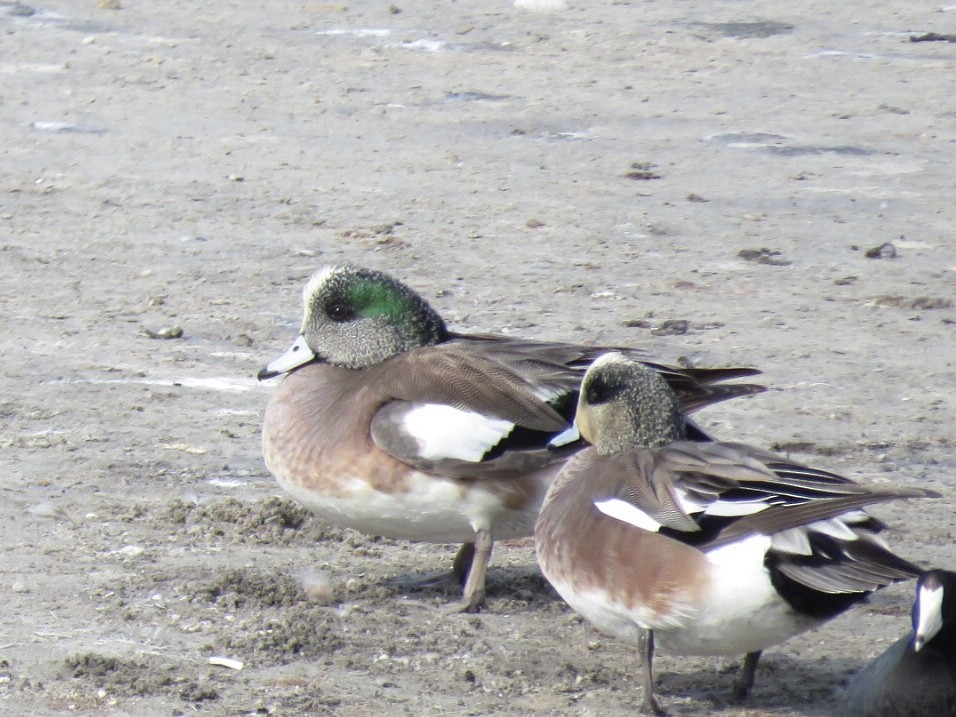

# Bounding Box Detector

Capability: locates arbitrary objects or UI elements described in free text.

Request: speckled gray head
[576,352,685,454]
[259,265,448,378]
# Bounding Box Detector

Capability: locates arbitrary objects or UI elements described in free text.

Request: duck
[534,352,936,714]
[838,569,956,717]
[258,264,763,612]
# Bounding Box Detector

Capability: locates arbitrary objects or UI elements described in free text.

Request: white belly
[547,535,820,656]
[278,471,539,544]
[657,535,819,655]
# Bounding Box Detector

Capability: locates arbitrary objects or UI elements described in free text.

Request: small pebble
[296,570,334,601]
[652,319,689,336]
[865,242,897,259]
[143,326,184,339]
[208,656,244,671]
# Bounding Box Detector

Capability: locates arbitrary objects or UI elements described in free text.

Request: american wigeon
[839,569,956,717]
[259,265,763,612]
[534,353,937,715]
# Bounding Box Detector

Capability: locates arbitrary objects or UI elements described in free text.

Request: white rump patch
[593,497,662,532]
[403,404,515,462]
[707,534,773,569]
[915,581,945,651]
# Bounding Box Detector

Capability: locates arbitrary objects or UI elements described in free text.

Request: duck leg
[445,530,492,613]
[731,650,762,700]
[639,628,669,716]
[452,542,475,585]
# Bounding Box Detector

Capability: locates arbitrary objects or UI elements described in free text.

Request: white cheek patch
[915,581,945,651]
[593,497,663,532]
[402,404,515,462]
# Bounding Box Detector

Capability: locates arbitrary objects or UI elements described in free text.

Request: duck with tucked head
[535,352,937,714]
[259,265,763,612]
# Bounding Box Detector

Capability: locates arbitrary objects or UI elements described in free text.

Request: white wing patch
[771,528,813,556]
[771,515,862,556]
[680,495,769,518]
[402,404,515,462]
[593,497,662,532]
[533,383,567,403]
[674,486,768,518]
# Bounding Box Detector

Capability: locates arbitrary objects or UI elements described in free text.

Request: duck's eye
[327,302,354,322]
[584,377,609,405]
[584,376,620,406]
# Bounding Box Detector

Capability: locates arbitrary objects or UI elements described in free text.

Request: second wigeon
[535,353,936,714]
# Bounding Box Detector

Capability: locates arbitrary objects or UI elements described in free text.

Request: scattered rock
[142,326,184,339]
[865,242,897,259]
[624,162,662,180]
[910,32,956,43]
[651,319,689,336]
[738,248,791,266]
[873,295,953,310]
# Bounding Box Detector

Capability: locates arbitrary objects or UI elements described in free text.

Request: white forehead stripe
[304,265,337,304]
[915,581,945,650]
[403,404,515,462]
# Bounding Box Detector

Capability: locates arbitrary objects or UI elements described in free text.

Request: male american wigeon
[258,265,762,612]
[839,569,956,717]
[534,352,936,715]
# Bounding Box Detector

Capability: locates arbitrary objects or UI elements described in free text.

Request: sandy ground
[2,0,955,715]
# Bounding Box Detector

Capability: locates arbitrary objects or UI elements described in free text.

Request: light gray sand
[2,0,955,714]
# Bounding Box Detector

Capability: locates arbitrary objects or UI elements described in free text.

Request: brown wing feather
[382,344,569,431]
[450,332,764,415]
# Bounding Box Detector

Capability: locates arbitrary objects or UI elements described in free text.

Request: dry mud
[2,0,955,715]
